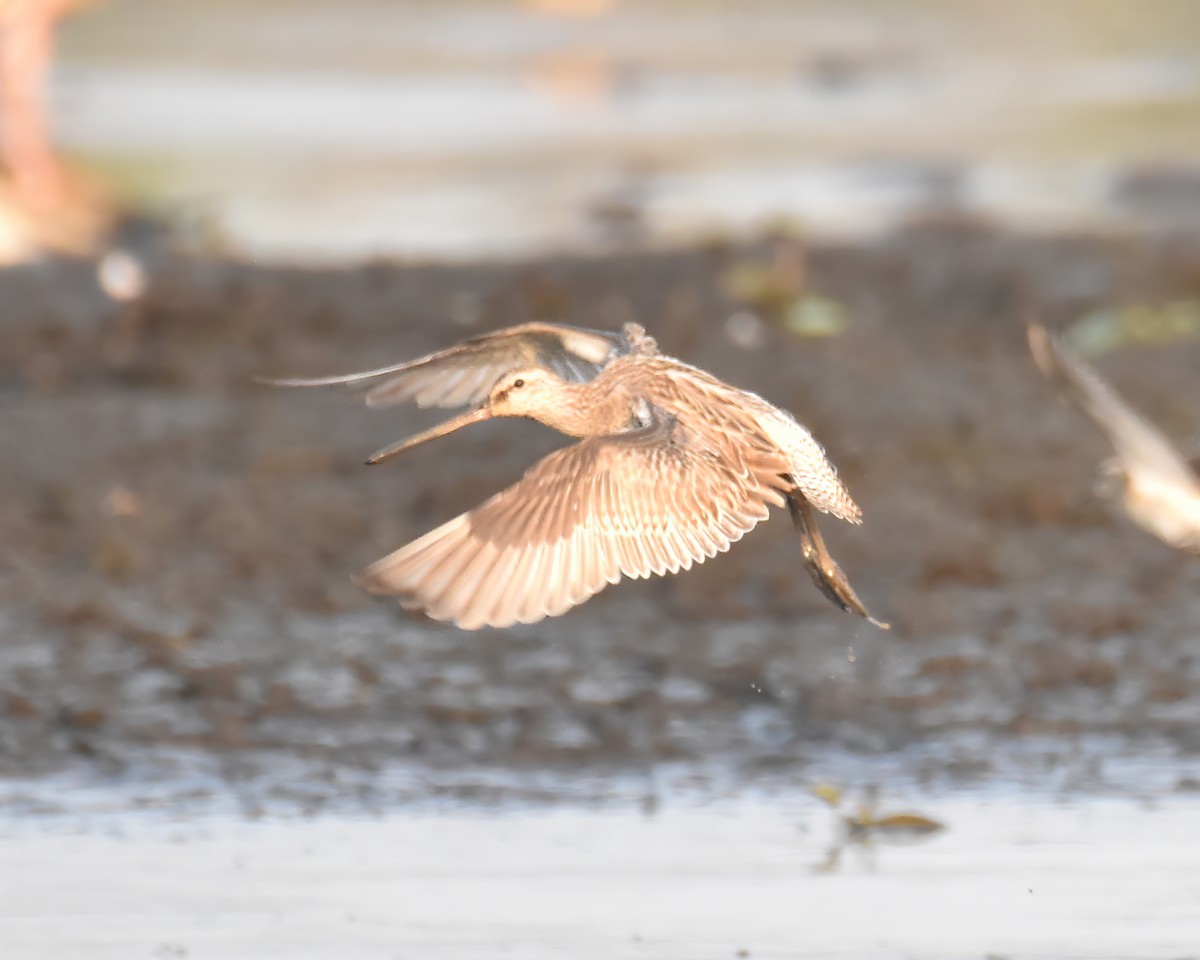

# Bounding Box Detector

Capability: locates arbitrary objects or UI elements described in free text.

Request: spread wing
[1028,323,1198,492]
[359,415,788,630]
[261,322,650,410]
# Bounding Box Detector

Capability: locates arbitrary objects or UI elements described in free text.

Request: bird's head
[485,366,564,418]
[364,366,569,464]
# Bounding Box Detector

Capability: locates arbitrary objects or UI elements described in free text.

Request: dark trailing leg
[787,490,889,630]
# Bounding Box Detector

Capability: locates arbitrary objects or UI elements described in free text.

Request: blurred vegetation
[1070,300,1200,356]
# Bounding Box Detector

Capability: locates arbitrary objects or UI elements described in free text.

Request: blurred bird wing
[1028,324,1199,492]
[358,414,788,629]
[263,322,643,409]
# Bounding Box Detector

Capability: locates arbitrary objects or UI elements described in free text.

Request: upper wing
[1028,324,1198,491]
[261,322,648,410]
[359,415,788,629]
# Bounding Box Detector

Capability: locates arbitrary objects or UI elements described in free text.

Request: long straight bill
[366,406,493,464]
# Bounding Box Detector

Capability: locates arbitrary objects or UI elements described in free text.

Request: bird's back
[600,354,862,523]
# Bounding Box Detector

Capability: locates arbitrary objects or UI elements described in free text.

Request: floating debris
[811,782,946,872]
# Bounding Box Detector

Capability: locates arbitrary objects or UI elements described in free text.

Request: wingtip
[252,373,339,389]
[351,565,392,596]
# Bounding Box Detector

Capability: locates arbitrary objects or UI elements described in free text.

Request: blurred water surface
[3,738,1199,958]
[3,787,1199,959]
[58,0,1200,260]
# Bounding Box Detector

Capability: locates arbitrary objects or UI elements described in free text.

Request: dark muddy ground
[2,221,1200,801]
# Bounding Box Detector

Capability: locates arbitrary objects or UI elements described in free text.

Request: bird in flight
[265,321,887,630]
[1028,322,1200,554]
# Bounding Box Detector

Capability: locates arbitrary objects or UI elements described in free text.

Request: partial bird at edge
[1027,321,1200,555]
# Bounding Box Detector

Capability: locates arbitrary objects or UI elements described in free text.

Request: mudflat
[3,221,1199,797]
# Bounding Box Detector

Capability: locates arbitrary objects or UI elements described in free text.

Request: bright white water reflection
[3,790,1198,959]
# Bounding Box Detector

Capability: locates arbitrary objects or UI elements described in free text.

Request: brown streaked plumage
[1028,322,1200,554]
[266,321,886,630]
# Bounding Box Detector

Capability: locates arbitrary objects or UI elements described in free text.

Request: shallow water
[3,739,1200,959]
[3,785,1199,959]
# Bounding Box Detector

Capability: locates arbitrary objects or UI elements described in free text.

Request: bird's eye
[513,378,525,388]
